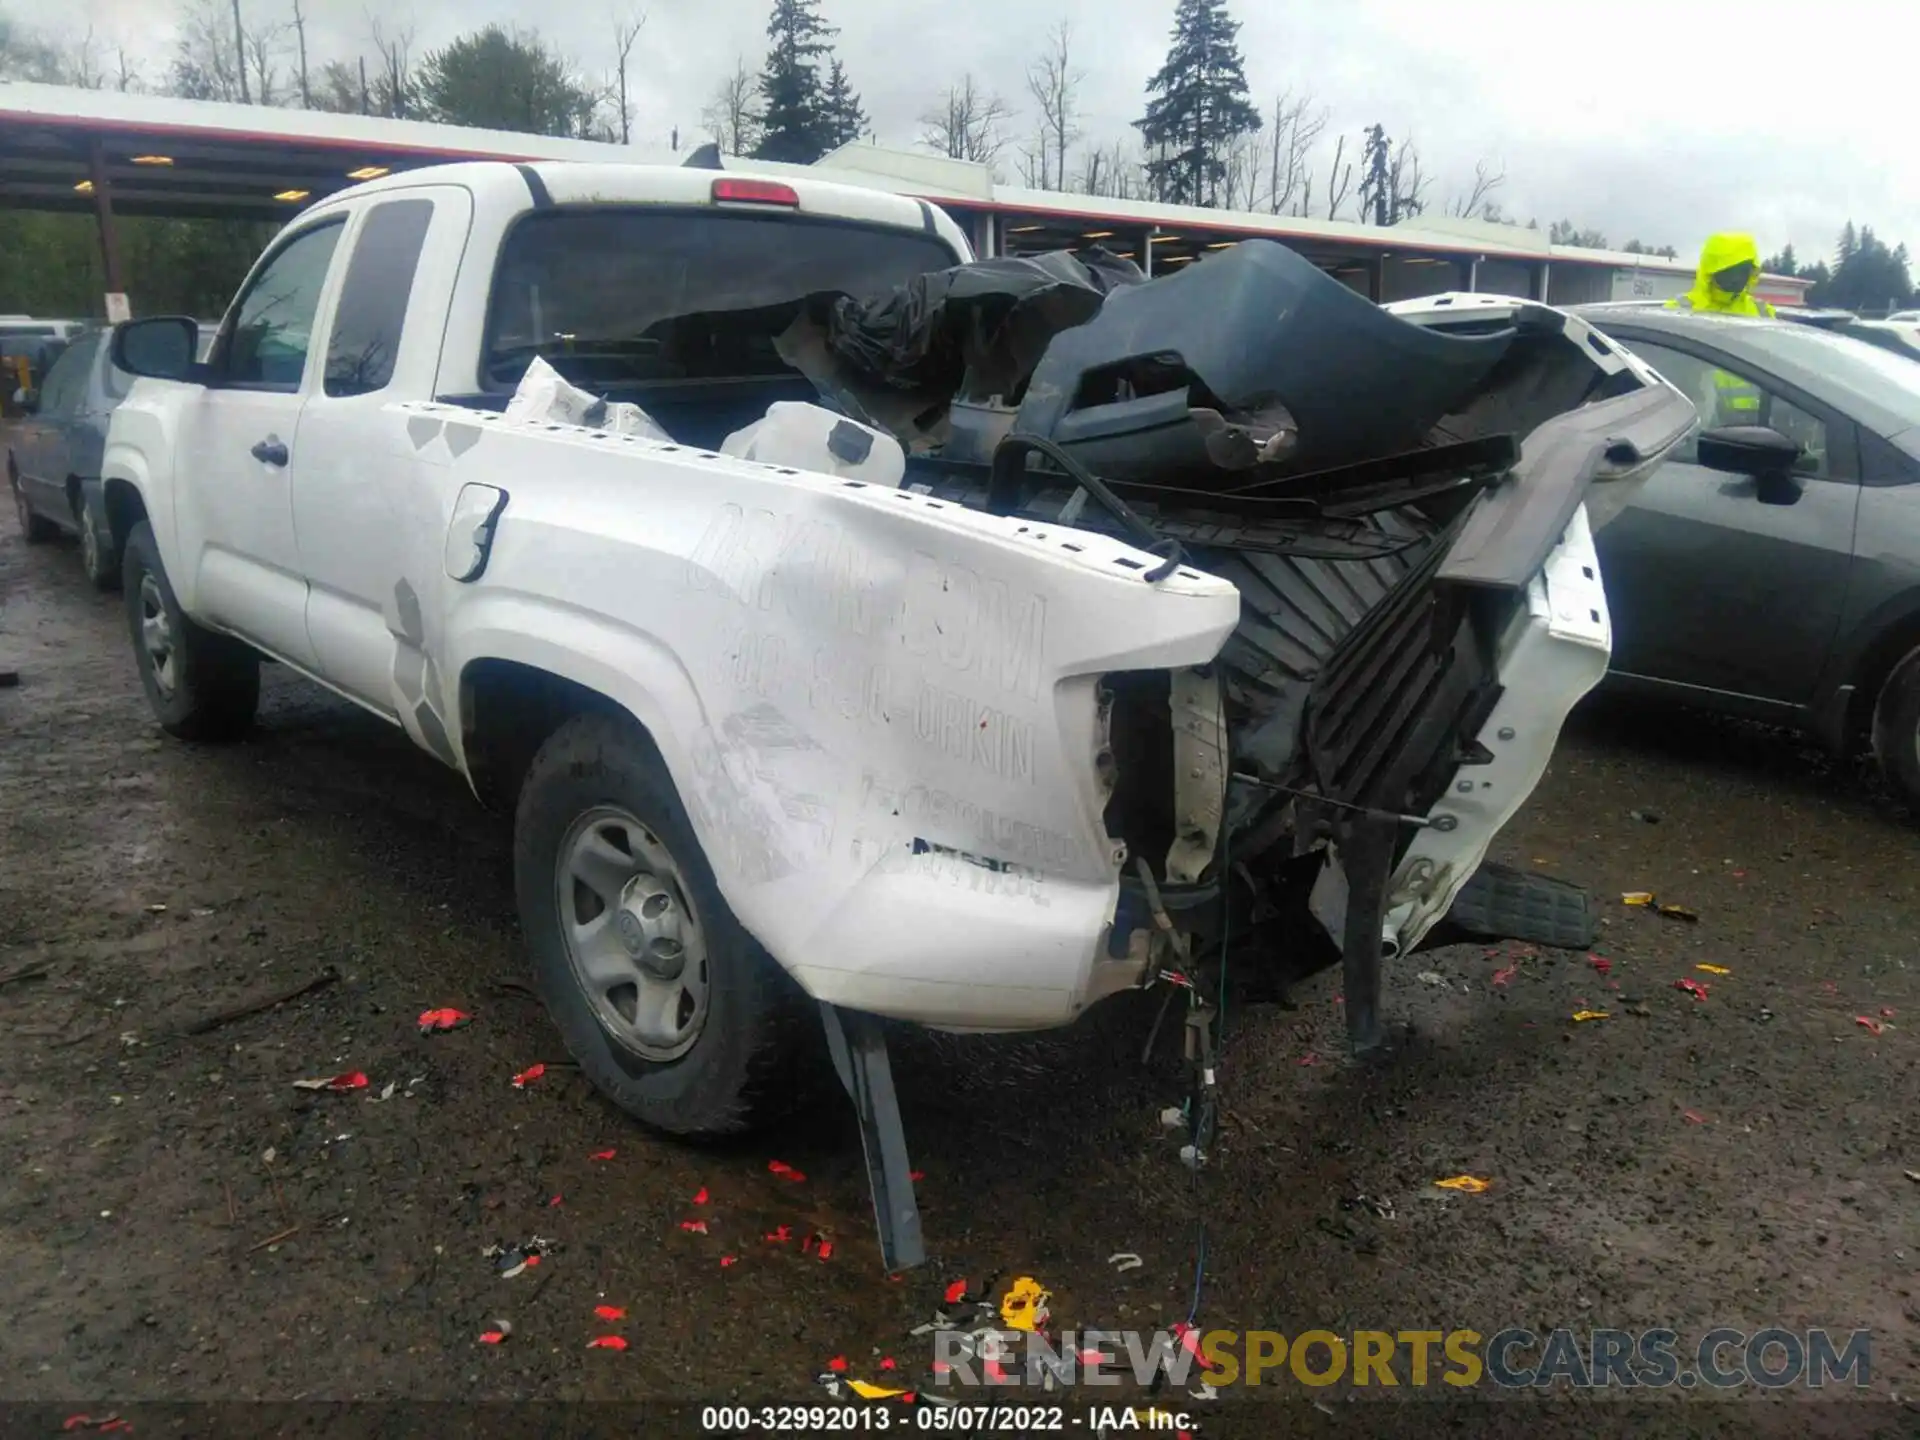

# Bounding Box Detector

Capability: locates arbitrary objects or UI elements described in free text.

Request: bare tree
[229,0,251,101]
[610,12,645,144]
[115,46,141,92]
[1073,140,1144,201]
[289,0,311,106]
[699,55,759,155]
[1322,132,1354,220]
[1446,158,1506,220]
[167,0,248,101]
[1387,135,1429,223]
[369,17,414,119]
[244,22,290,105]
[1024,19,1081,191]
[1265,90,1327,216]
[918,74,1012,165]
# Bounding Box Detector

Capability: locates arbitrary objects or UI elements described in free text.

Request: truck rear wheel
[121,520,260,741]
[513,711,811,1136]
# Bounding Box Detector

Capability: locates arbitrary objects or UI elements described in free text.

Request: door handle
[250,438,289,467]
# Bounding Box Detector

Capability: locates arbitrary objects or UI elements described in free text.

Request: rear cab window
[325,198,436,397]
[480,208,959,395]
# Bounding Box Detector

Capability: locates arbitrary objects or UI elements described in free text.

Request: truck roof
[309,159,974,260]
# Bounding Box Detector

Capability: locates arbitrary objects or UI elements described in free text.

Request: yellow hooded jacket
[1667,233,1777,317]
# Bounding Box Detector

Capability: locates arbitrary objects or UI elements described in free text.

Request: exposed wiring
[991,432,1189,582]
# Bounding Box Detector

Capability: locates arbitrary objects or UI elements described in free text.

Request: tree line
[2,0,1911,316]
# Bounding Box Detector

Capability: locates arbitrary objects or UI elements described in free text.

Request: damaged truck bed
[99,159,1696,1269]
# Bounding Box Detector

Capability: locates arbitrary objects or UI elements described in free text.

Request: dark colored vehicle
[1574,305,1920,808]
[7,326,132,588]
[2,326,69,420]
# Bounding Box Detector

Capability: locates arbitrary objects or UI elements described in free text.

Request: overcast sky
[62,0,1920,264]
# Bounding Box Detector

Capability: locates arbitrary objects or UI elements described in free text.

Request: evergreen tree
[1837,221,1858,266]
[753,0,835,164]
[1761,243,1798,277]
[820,58,867,149]
[1133,0,1261,207]
[1358,123,1391,227]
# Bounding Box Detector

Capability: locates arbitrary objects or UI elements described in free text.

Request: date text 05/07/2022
[698,1404,1194,1433]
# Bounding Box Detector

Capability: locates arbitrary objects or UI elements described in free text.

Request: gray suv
[7,327,133,588]
[1575,305,1920,809]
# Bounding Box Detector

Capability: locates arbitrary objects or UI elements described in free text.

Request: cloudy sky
[54,0,1920,264]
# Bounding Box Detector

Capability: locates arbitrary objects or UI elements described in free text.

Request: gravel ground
[2,509,1917,1439]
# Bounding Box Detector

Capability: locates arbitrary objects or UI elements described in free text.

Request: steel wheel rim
[138,573,176,696]
[555,805,709,1062]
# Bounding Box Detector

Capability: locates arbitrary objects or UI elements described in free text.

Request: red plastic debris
[828,1356,849,1373]
[818,1240,834,1261]
[692,1187,709,1205]
[801,1233,815,1255]
[1296,1052,1319,1067]
[586,1336,628,1351]
[1674,978,1709,1000]
[594,1305,627,1321]
[932,1361,952,1375]
[589,1148,617,1161]
[909,1170,926,1182]
[417,1007,472,1033]
[478,1330,506,1345]
[679,1219,709,1234]
[767,1160,807,1182]
[1682,1110,1708,1124]
[523,1254,542,1268]
[765,1224,792,1244]
[1855,1016,1885,1036]
[511,1063,546,1088]
[720,1255,738,1267]
[1883,1008,1897,1018]
[1589,956,1612,975]
[879,1357,897,1371]
[548,1194,564,1207]
[944,1279,969,1305]
[1492,964,1518,988]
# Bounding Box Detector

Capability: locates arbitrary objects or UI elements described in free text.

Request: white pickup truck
[100,159,1694,1263]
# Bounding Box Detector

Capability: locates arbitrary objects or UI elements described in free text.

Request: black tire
[513,711,813,1136]
[1872,643,1920,813]
[10,463,59,543]
[121,520,260,741]
[77,497,120,591]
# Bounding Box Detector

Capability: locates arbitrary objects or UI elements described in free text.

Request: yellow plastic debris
[1434,1175,1492,1194]
[1622,892,1654,906]
[1571,1010,1610,1022]
[1697,964,1731,976]
[847,1380,909,1400]
[1000,1275,1051,1332]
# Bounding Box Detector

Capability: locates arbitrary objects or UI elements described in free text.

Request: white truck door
[178,217,346,669]
[290,186,472,718]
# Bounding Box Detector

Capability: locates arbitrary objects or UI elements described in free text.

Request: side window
[217,220,345,392]
[1630,340,1833,479]
[38,336,94,414]
[325,199,434,398]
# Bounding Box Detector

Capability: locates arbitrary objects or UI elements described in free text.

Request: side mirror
[112,316,201,381]
[1696,424,1801,476]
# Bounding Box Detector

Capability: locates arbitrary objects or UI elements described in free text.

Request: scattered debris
[478,1330,507,1345]
[1625,1002,1654,1017]
[1674,979,1710,1001]
[1190,1381,1221,1402]
[586,1336,629,1351]
[485,1237,557,1278]
[1589,956,1612,975]
[511,1064,546,1088]
[372,1081,398,1102]
[1000,1276,1051,1332]
[1628,809,1661,824]
[1416,970,1444,985]
[720,1255,738,1267]
[1622,892,1654,906]
[1159,1106,1186,1130]
[1905,1171,1920,1184]
[594,1305,627,1321]
[765,1224,793,1244]
[1883,1008,1897,1018]
[943,1278,971,1304]
[846,1380,908,1400]
[1682,1110,1708,1124]
[247,1224,300,1253]
[768,1160,807,1182]
[1341,1193,1396,1219]
[291,1071,368,1092]
[692,1186,709,1205]
[1296,1052,1320,1066]
[1433,1175,1492,1194]
[1491,964,1518,988]
[679,1220,709,1234]
[589,1148,616,1161]
[909,1170,926,1181]
[1658,904,1699,924]
[146,904,168,914]
[547,1195,563,1207]
[1855,1016,1886,1036]
[1697,964,1731,976]
[1571,1010,1610,1023]
[417,1007,472,1033]
[1107,1252,1144,1272]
